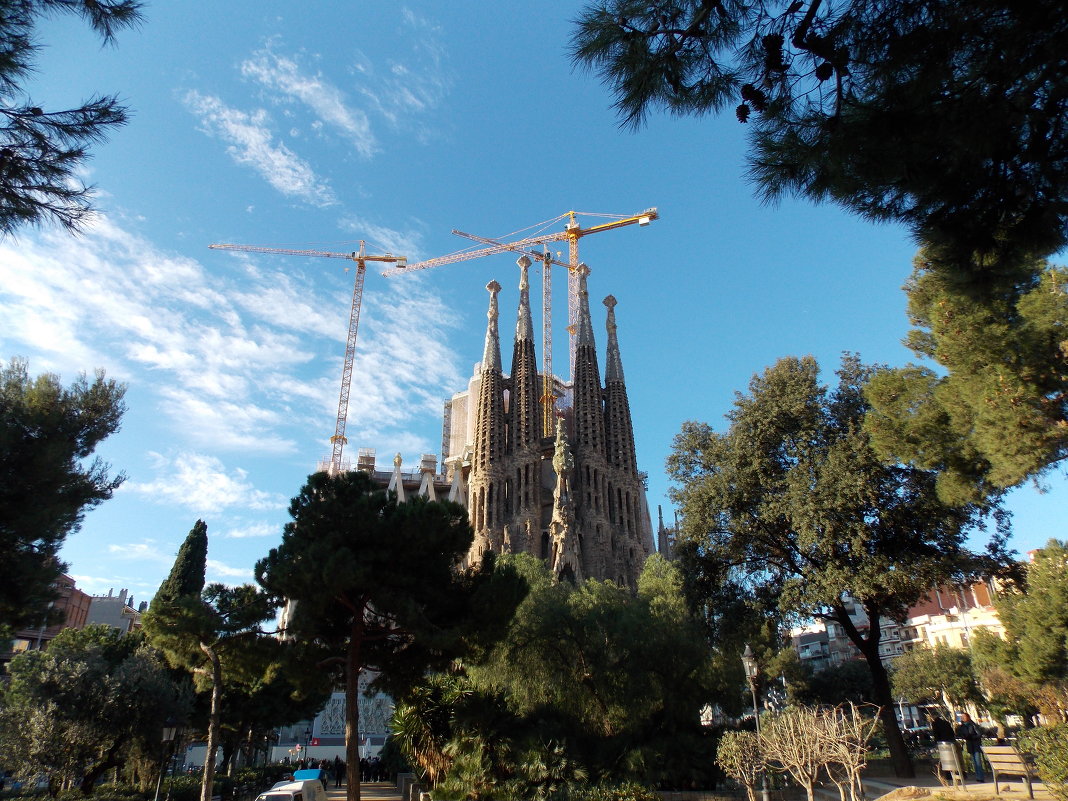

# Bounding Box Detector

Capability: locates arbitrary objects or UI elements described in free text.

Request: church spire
[571,263,606,455]
[515,256,534,342]
[574,263,595,348]
[482,279,502,372]
[602,293,637,475]
[603,294,625,383]
[469,280,507,549]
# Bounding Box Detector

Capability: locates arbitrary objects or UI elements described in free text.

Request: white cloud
[221,522,277,539]
[241,45,376,158]
[182,90,336,206]
[0,211,467,505]
[354,11,452,134]
[106,540,171,563]
[207,559,254,581]
[126,451,287,515]
[337,215,425,261]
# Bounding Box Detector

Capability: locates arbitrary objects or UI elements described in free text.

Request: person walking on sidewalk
[956,713,986,781]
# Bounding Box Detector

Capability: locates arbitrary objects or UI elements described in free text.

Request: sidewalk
[856,770,1056,800]
[326,782,402,801]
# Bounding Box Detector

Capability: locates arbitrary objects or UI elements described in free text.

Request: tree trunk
[345,617,365,801]
[861,642,913,778]
[201,643,223,801]
[836,606,913,778]
[79,740,123,796]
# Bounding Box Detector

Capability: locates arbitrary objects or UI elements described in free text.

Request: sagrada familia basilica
[357,258,654,587]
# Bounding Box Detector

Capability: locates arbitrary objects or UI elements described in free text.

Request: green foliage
[890,646,980,712]
[0,625,190,793]
[1018,724,1068,801]
[716,730,763,801]
[405,555,723,794]
[545,783,662,801]
[257,471,523,799]
[54,787,146,801]
[866,252,1068,503]
[154,520,208,607]
[0,0,142,234]
[256,471,489,683]
[143,521,277,801]
[971,540,1068,721]
[0,358,126,631]
[998,541,1068,687]
[795,659,874,707]
[667,354,1009,776]
[571,0,1068,267]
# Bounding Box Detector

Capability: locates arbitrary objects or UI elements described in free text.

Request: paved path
[326,783,402,801]
[858,771,1057,800]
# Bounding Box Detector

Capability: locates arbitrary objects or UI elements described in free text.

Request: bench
[982,744,1039,799]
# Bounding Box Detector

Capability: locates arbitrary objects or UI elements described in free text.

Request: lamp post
[742,645,771,801]
[304,727,312,767]
[153,721,178,801]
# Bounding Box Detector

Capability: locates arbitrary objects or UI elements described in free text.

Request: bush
[1019,723,1068,801]
[54,787,147,801]
[160,776,200,801]
[546,782,662,801]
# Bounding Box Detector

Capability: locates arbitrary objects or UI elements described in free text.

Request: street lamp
[742,645,771,801]
[304,727,312,767]
[153,721,178,801]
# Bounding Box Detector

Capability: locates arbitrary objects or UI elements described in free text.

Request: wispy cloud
[0,211,466,504]
[106,540,172,564]
[182,90,336,206]
[127,452,287,515]
[337,215,425,260]
[352,10,452,136]
[207,559,254,582]
[241,44,376,158]
[221,521,277,539]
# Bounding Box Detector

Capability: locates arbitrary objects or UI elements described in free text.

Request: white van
[256,777,327,801]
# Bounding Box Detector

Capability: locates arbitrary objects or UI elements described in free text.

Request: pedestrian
[335,758,345,788]
[956,713,986,782]
[929,709,958,783]
[930,710,955,743]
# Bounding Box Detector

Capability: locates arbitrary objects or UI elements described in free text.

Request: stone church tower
[460,258,653,587]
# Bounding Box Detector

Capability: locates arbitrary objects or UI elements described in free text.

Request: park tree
[0,625,189,794]
[213,637,334,774]
[971,629,1039,727]
[255,470,524,801]
[143,520,277,801]
[795,659,874,707]
[982,540,1068,721]
[458,554,721,791]
[667,354,1010,777]
[571,0,1068,271]
[0,358,126,634]
[890,646,980,714]
[865,251,1068,504]
[0,0,142,234]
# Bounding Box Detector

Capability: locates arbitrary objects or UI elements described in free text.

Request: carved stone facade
[452,259,653,587]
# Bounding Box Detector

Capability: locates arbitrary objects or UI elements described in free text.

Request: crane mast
[208,240,407,475]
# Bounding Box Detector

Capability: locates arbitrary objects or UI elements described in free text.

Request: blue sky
[0,2,1062,601]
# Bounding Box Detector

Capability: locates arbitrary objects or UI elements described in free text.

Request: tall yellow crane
[208,240,407,475]
[383,208,658,431]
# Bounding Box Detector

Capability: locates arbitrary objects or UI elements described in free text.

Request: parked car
[255,770,327,801]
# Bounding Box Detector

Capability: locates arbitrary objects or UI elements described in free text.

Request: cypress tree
[153,520,207,607]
